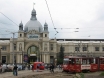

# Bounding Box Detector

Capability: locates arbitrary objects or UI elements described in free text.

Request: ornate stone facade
[0,8,104,64]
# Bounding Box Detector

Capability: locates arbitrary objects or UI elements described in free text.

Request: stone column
[20,54,22,63]
[47,54,50,63]
[17,54,21,63]
[44,54,45,63]
[45,54,48,63]
[10,54,12,63]
[40,54,41,62]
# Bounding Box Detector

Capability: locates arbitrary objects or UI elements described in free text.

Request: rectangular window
[50,44,53,50]
[83,47,87,51]
[14,44,16,50]
[51,47,53,50]
[2,46,6,51]
[75,47,79,51]
[45,34,47,37]
[102,47,104,51]
[2,56,6,63]
[95,47,99,51]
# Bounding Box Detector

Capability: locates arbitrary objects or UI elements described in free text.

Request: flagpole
[33,3,35,9]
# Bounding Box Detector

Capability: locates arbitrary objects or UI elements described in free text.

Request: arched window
[27,46,38,55]
[45,34,47,37]
[20,34,22,37]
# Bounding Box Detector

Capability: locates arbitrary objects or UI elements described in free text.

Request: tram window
[63,61,69,64]
[87,59,94,64]
[100,59,102,64]
[71,58,75,65]
[87,59,90,64]
[76,59,81,64]
[90,59,93,64]
[63,59,69,64]
[95,59,98,64]
[69,59,71,64]
[100,59,104,64]
[88,58,95,64]
[82,59,87,65]
[92,58,95,64]
[89,59,92,64]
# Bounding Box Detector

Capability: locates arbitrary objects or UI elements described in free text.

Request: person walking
[50,64,54,73]
[13,65,18,76]
[59,64,62,70]
[37,64,40,72]
[49,64,52,72]
[32,64,34,72]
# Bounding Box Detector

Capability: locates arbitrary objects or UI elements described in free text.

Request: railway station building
[0,8,104,64]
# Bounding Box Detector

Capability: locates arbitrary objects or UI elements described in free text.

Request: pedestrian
[59,64,61,70]
[28,64,30,70]
[32,64,34,72]
[37,64,40,72]
[49,64,51,72]
[13,64,18,76]
[50,64,54,73]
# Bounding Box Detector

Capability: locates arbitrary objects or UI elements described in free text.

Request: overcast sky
[0,0,104,39]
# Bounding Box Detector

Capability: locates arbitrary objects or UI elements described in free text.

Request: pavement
[0,68,63,78]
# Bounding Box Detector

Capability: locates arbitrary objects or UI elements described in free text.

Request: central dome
[24,9,43,32]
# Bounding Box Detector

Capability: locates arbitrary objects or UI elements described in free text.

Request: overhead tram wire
[45,0,58,36]
[46,27,79,30]
[0,12,18,26]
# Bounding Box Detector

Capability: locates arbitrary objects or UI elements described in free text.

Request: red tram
[63,56,104,73]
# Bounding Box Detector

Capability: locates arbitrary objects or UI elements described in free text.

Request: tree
[57,45,64,64]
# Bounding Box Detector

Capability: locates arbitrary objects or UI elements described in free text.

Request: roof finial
[21,20,22,23]
[33,3,35,9]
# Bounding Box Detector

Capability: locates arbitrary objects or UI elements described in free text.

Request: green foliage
[57,58,63,64]
[57,45,64,64]
[100,72,104,76]
[79,73,84,78]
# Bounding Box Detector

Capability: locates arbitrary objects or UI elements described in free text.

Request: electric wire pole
[12,33,15,65]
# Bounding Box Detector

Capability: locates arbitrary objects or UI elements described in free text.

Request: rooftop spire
[19,21,23,30]
[44,21,48,32]
[44,22,48,26]
[31,3,37,20]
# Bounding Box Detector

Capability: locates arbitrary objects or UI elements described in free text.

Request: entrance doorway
[27,45,39,63]
[2,56,6,63]
[50,56,54,64]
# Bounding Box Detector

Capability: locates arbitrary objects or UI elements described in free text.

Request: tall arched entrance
[27,45,39,63]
